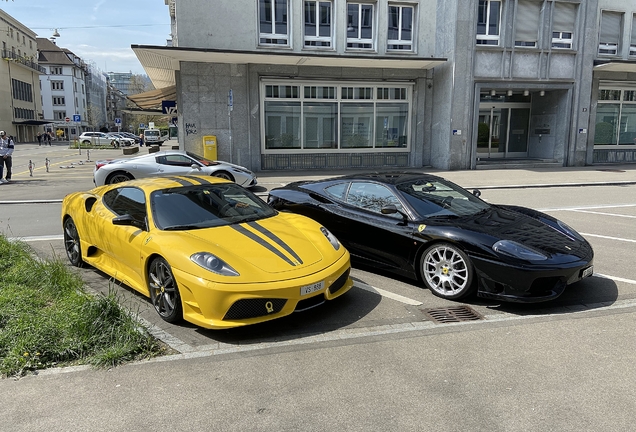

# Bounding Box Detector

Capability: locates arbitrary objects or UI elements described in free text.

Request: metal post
[86,149,90,161]
[45,158,50,172]
[28,160,34,177]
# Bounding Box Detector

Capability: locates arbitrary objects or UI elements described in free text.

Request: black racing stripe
[247,221,303,265]
[180,176,213,185]
[165,176,194,186]
[231,224,296,266]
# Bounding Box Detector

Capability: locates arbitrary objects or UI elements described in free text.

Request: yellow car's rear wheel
[148,257,183,323]
[63,217,84,268]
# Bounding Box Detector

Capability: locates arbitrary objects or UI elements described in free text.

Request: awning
[594,60,636,73]
[132,44,447,89]
[12,120,51,125]
[127,85,176,110]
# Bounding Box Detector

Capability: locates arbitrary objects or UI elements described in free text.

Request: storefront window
[262,80,412,152]
[264,101,301,149]
[595,88,636,146]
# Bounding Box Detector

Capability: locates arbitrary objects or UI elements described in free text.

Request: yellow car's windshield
[150,184,276,230]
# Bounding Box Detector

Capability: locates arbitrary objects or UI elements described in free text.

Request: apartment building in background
[133,0,636,171]
[0,9,46,142]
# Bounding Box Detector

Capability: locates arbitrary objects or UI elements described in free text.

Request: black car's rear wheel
[148,257,183,323]
[420,243,475,300]
[63,217,84,267]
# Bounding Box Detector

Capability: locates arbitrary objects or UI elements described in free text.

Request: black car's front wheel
[420,243,475,300]
[148,257,183,323]
[63,217,84,267]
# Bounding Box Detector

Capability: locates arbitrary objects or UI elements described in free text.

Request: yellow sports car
[61,175,353,329]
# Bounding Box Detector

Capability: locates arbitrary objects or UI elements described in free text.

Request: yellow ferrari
[61,175,353,329]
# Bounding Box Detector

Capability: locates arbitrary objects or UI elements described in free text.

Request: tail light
[94,160,111,171]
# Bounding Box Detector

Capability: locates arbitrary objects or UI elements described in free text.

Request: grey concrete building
[134,0,635,171]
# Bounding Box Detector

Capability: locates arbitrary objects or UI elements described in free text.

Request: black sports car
[268,172,594,303]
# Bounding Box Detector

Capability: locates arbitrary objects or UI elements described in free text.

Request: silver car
[93,150,258,187]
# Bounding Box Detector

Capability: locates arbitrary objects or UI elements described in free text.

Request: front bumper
[172,252,352,329]
[470,254,594,303]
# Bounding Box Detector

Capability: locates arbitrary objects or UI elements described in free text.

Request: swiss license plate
[582,266,594,278]
[300,281,324,296]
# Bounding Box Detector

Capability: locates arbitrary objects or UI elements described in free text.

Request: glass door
[478,104,530,158]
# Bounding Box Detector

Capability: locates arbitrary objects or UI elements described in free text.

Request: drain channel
[421,306,484,324]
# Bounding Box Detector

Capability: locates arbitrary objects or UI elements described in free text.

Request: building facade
[0,10,46,142]
[134,0,636,171]
[37,38,89,139]
[85,62,108,130]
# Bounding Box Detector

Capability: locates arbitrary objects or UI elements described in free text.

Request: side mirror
[381,204,398,215]
[472,189,482,198]
[112,214,145,230]
[191,164,202,170]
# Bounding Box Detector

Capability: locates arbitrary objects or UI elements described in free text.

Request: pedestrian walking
[37,132,42,146]
[0,131,14,183]
[46,132,52,145]
[139,133,144,147]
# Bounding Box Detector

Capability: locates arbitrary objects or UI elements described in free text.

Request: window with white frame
[599,11,623,55]
[551,2,577,49]
[53,96,65,106]
[304,1,333,48]
[51,80,64,90]
[595,87,636,146]
[347,2,375,49]
[259,0,289,46]
[262,80,411,152]
[50,67,63,75]
[476,0,501,45]
[53,111,66,120]
[514,0,540,47]
[387,4,414,51]
[631,14,636,56]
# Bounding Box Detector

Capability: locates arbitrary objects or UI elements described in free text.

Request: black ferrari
[268,172,594,303]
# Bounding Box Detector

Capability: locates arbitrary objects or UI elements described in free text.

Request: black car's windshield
[396,178,490,218]
[151,183,276,230]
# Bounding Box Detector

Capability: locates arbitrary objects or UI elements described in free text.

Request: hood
[453,207,590,259]
[184,217,325,276]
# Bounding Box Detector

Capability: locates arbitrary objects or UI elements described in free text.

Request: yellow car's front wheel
[148,257,183,323]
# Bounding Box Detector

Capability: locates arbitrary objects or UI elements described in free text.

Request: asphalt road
[1,143,635,431]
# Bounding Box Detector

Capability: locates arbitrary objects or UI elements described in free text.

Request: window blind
[553,2,577,32]
[515,1,542,43]
[600,11,621,44]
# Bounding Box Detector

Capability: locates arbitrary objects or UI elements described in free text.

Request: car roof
[96,175,231,193]
[321,171,446,185]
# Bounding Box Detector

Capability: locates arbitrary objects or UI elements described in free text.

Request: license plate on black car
[581,266,593,278]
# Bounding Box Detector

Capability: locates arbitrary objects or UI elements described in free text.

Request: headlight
[320,227,340,251]
[191,252,240,276]
[492,240,547,261]
[557,220,585,241]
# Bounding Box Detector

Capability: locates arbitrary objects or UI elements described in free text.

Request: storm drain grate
[421,306,484,324]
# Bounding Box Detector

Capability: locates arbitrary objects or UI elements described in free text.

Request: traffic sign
[115,118,122,125]
[139,123,145,129]
[73,114,81,122]
[65,117,70,123]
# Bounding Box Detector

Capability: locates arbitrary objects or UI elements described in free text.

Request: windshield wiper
[162,224,201,231]
[425,214,460,219]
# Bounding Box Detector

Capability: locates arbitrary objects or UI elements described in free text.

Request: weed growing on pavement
[0,236,166,378]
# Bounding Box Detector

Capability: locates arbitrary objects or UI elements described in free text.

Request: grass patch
[68,142,114,150]
[0,236,167,378]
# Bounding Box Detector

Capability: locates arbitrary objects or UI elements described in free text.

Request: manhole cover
[421,305,484,324]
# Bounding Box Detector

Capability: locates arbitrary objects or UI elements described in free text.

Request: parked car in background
[93,150,258,187]
[79,132,119,147]
[119,132,142,144]
[106,133,135,147]
[61,176,352,329]
[268,172,594,303]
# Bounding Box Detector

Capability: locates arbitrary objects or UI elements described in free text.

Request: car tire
[419,243,475,300]
[106,171,134,184]
[148,257,183,323]
[213,171,234,182]
[82,140,91,145]
[63,217,84,268]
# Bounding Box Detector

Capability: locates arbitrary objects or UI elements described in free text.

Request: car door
[328,181,417,271]
[100,187,151,293]
[153,154,201,177]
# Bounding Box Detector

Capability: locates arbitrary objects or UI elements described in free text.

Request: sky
[1,0,171,75]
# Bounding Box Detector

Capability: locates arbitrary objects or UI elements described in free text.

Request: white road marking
[354,280,423,305]
[540,203,636,212]
[580,233,636,244]
[570,209,636,219]
[594,273,636,285]
[8,235,63,242]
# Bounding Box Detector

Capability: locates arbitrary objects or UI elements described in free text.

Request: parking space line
[594,273,636,285]
[8,235,63,242]
[353,280,423,305]
[580,233,636,244]
[570,210,636,219]
[540,203,636,212]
